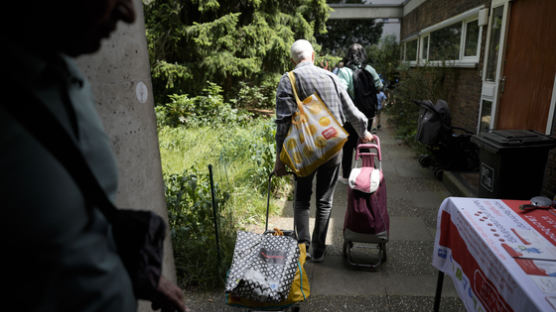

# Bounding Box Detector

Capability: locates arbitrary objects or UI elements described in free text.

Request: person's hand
[274,158,288,177]
[360,132,374,143]
[151,276,189,312]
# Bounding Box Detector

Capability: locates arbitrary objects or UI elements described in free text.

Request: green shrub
[367,35,401,87]
[231,82,269,109]
[388,63,457,148]
[155,81,252,128]
[315,54,342,70]
[159,118,293,289]
[229,73,281,110]
[217,118,286,195]
[164,168,235,289]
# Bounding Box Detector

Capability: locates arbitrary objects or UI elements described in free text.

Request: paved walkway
[183,114,466,311]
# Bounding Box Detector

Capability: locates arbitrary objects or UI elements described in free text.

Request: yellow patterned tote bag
[280,71,348,177]
[226,231,310,309]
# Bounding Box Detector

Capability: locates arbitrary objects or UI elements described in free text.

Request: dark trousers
[341,123,359,179]
[294,154,341,255]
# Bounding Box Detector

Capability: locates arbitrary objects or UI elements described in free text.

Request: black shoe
[311,249,325,263]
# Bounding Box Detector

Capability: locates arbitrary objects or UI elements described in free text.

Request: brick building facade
[400,0,556,198]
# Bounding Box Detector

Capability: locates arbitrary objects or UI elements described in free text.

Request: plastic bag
[280,71,348,177]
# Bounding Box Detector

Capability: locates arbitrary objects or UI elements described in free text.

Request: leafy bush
[231,82,273,110]
[159,118,293,289]
[367,35,401,88]
[164,168,236,289]
[155,81,252,127]
[315,54,342,71]
[387,63,457,147]
[217,118,286,195]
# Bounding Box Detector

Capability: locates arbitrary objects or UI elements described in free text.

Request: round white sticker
[136,81,148,104]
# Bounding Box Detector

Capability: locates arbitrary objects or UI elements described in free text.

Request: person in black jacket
[336,43,383,183]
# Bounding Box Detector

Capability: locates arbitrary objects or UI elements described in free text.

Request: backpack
[351,65,378,119]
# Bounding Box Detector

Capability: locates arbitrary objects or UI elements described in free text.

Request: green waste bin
[470,130,556,200]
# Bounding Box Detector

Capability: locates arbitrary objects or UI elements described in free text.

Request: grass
[158,118,293,289]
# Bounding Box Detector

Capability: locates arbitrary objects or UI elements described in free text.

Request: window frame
[402,34,419,66]
[405,5,484,68]
[461,17,481,62]
[420,34,429,61]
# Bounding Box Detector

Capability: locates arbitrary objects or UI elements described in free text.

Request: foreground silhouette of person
[1,1,187,311]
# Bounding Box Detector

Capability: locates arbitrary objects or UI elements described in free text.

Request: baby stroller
[414,99,479,180]
[343,136,389,270]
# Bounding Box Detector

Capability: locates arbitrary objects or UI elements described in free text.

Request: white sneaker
[338,177,348,184]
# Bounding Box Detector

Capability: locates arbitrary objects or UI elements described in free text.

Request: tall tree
[144,0,331,104]
[316,19,383,56]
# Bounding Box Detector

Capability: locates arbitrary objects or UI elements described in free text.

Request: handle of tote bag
[266,171,295,233]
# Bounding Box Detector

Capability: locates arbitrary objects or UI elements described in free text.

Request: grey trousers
[294,153,341,255]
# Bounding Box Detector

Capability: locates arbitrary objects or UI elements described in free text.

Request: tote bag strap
[287,71,303,105]
[287,71,309,125]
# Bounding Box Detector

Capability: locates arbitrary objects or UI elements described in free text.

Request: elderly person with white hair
[273,39,373,263]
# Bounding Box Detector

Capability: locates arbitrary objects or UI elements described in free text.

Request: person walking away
[273,39,373,263]
[374,89,388,131]
[336,43,383,184]
[332,61,344,75]
[1,1,187,311]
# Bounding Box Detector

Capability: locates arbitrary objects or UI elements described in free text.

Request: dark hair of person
[344,43,367,69]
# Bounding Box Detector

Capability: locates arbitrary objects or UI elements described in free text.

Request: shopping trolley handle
[359,134,380,146]
[356,143,382,161]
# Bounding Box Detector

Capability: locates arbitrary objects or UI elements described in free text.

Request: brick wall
[443,69,482,132]
[401,0,556,198]
[401,0,489,38]
[400,0,489,132]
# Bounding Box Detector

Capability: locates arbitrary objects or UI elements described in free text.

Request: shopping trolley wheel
[418,154,432,167]
[433,167,443,180]
[342,241,352,258]
[380,242,387,262]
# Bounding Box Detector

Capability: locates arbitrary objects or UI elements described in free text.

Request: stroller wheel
[418,155,432,168]
[433,167,443,180]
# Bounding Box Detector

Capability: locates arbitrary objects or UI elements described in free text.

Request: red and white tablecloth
[433,197,556,312]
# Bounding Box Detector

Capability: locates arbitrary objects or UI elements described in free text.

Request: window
[486,6,504,81]
[406,39,418,61]
[464,20,479,57]
[405,6,484,67]
[429,23,461,61]
[479,99,493,132]
[421,35,429,60]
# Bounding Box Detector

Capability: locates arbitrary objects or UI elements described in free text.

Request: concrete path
[182,115,466,311]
